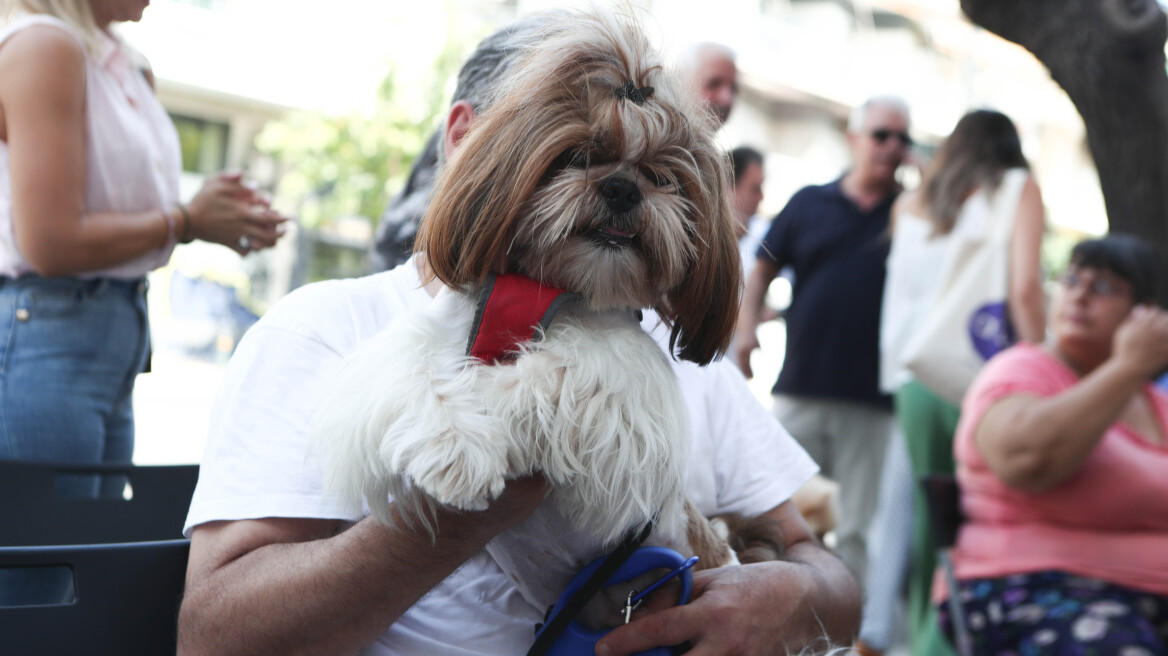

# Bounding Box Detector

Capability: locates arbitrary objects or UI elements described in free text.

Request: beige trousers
[772,394,893,583]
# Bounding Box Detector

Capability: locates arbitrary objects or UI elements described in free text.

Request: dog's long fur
[310,8,743,609]
[420,9,740,363]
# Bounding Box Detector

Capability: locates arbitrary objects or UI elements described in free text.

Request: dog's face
[420,10,741,364]
[511,111,714,313]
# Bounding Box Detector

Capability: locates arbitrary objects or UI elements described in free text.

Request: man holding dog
[177,12,860,656]
[735,96,911,585]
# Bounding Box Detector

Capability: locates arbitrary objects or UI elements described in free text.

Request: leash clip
[618,556,699,624]
[622,590,643,625]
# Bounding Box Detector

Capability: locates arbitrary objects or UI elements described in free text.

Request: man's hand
[734,329,760,378]
[736,260,781,379]
[448,474,550,541]
[596,562,837,656]
[595,503,860,656]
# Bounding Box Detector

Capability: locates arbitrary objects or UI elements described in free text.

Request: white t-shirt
[185,258,818,655]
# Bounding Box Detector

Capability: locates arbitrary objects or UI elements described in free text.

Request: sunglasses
[870,129,913,147]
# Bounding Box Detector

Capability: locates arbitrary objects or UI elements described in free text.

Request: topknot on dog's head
[419,7,741,365]
[483,8,701,144]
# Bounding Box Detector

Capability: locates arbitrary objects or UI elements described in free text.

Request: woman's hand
[1112,304,1168,379]
[185,172,288,255]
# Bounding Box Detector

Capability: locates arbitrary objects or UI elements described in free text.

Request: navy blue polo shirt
[756,178,895,409]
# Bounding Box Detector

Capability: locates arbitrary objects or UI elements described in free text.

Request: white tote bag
[901,169,1027,404]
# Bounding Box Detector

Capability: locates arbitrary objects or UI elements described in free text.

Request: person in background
[731,145,767,271]
[679,41,737,127]
[369,132,438,272]
[941,233,1168,654]
[735,95,910,584]
[869,109,1047,656]
[0,0,285,494]
[726,144,785,377]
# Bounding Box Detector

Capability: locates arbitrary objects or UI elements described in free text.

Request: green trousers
[896,380,960,656]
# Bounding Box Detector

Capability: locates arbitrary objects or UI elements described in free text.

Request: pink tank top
[0,14,182,279]
[950,343,1168,596]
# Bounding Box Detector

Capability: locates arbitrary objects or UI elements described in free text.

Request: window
[170,114,229,174]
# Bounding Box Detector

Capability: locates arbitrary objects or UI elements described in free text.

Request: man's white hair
[679,41,737,73]
[847,95,911,134]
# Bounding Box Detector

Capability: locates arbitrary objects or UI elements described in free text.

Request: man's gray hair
[846,95,911,134]
[451,13,558,112]
[372,13,558,271]
[678,41,737,74]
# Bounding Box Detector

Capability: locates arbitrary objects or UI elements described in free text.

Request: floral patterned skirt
[938,570,1168,655]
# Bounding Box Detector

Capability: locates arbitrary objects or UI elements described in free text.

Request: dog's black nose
[599,177,642,214]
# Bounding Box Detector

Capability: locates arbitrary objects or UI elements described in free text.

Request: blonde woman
[0,0,285,494]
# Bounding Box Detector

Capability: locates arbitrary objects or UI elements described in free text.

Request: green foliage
[256,40,463,230]
[1042,226,1089,278]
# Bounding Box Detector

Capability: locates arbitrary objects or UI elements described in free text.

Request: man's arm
[177,477,548,656]
[595,501,861,655]
[734,258,780,378]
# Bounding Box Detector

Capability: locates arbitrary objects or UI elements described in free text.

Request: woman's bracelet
[177,204,194,243]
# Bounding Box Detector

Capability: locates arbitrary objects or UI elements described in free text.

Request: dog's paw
[404,433,509,511]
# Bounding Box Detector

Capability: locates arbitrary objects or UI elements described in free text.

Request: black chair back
[0,461,199,546]
[921,472,964,549]
[920,472,972,656]
[0,539,190,655]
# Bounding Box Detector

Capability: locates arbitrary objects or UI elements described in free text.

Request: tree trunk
[962,0,1168,307]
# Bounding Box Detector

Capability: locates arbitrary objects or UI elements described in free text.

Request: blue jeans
[0,276,149,497]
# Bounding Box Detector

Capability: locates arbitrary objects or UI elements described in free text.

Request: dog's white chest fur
[311,286,690,607]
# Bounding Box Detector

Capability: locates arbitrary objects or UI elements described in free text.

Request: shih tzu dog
[310,8,774,611]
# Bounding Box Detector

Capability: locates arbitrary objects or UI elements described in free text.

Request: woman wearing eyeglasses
[939,234,1168,654]
[862,109,1048,656]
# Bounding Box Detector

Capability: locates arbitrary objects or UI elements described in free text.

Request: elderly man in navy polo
[734,96,911,584]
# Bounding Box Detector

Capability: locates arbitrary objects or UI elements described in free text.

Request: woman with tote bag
[877,109,1047,656]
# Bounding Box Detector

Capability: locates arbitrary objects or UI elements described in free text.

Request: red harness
[466,273,583,365]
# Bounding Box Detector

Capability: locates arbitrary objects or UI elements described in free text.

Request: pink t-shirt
[949,342,1168,596]
[0,14,182,279]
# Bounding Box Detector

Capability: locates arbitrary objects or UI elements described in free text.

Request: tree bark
[962,0,1168,307]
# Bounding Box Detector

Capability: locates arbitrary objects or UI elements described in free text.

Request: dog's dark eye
[642,168,672,188]
[551,148,589,173]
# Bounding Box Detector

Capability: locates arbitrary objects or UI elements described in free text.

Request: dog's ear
[418,110,528,290]
[663,147,742,366]
[418,90,589,291]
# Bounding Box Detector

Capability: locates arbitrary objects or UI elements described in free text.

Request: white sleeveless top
[879,168,1029,393]
[0,14,182,279]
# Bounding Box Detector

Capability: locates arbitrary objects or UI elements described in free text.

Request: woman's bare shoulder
[0,22,86,65]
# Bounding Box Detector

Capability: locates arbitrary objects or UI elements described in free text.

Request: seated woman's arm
[976,306,1168,493]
